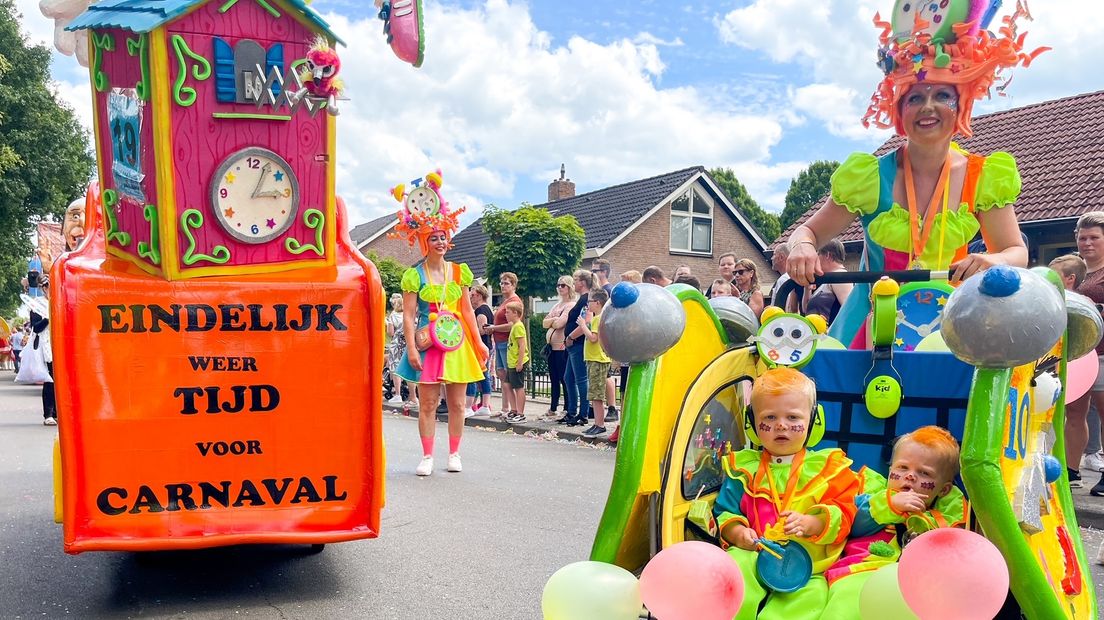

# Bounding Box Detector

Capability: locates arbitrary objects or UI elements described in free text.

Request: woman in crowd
[392,174,488,476]
[799,239,851,325]
[385,293,413,406]
[1065,212,1104,495]
[484,272,522,417]
[706,253,737,299]
[785,5,1039,347]
[732,258,764,318]
[559,269,593,426]
[542,275,575,420]
[466,285,495,417]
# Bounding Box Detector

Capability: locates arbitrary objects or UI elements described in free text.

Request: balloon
[898,529,1009,620]
[914,331,949,352]
[542,561,641,620]
[639,541,744,620]
[859,564,917,620]
[1032,372,1060,413]
[1065,352,1099,404]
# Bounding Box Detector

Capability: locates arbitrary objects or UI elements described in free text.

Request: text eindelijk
[92,302,352,516]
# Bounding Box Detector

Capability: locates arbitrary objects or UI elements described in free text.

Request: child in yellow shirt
[577,289,611,436]
[504,301,528,423]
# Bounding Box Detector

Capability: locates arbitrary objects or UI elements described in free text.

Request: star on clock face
[273,171,284,182]
[224,207,235,218]
[266,218,276,229]
[211,147,300,244]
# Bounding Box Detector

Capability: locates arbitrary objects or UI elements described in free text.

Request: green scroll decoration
[181,209,231,265]
[137,204,161,265]
[219,0,281,18]
[170,35,212,107]
[284,209,325,256]
[91,32,115,92]
[126,34,151,101]
[101,189,132,246]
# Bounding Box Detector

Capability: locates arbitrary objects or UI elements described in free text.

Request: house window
[670,187,713,254]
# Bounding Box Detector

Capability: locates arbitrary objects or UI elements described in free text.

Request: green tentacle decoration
[101,189,132,247]
[137,204,161,265]
[126,34,151,101]
[91,32,115,92]
[284,209,325,256]
[180,209,231,265]
[170,35,212,107]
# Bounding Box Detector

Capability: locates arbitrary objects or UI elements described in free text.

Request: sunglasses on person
[557,283,569,288]
[733,269,751,276]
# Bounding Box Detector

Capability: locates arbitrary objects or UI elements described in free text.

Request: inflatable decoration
[1065,352,1099,406]
[707,295,759,345]
[62,196,86,252]
[899,528,1010,619]
[858,564,917,620]
[55,2,384,553]
[541,561,641,620]
[598,282,686,364]
[39,0,94,67]
[375,0,425,67]
[638,541,744,620]
[941,266,1065,368]
[296,37,345,116]
[1064,290,1104,360]
[750,306,829,369]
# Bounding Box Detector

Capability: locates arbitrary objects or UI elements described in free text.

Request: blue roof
[66,0,344,45]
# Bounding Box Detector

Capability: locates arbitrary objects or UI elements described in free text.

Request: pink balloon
[898,529,1009,619]
[639,541,744,620]
[1065,352,1099,404]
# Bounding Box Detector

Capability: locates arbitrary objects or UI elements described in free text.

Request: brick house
[351,213,422,267]
[443,166,773,291]
[775,89,1104,268]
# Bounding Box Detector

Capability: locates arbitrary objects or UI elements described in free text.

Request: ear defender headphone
[744,403,826,448]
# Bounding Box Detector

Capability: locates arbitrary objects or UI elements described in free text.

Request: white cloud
[632,32,684,47]
[791,83,888,143]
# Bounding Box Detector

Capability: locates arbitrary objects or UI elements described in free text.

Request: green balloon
[542,561,642,620]
[915,331,950,352]
[865,375,902,419]
[859,564,918,620]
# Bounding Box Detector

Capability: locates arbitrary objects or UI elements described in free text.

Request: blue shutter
[265,44,284,100]
[213,37,235,102]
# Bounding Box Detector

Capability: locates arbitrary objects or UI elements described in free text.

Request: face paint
[920,481,936,490]
[790,424,806,433]
[758,423,772,433]
[889,472,902,480]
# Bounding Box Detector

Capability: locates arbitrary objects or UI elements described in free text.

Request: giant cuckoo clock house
[51,0,385,553]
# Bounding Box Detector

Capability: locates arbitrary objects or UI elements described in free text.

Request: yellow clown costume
[713,448,860,620]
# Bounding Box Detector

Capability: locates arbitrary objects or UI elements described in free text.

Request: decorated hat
[387,170,464,255]
[863,0,1049,138]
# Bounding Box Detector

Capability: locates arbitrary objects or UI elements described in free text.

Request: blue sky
[16,0,1099,229]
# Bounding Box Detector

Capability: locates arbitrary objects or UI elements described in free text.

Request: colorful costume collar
[863,0,1049,138]
[388,169,465,256]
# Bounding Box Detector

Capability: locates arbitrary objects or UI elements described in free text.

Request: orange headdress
[863,0,1049,138]
[387,170,465,256]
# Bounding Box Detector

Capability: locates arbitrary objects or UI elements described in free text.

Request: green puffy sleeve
[459,263,474,287]
[830,152,880,216]
[974,151,1021,212]
[400,267,422,293]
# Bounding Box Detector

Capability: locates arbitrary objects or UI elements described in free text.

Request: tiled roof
[446,166,707,277]
[66,0,343,44]
[348,213,395,247]
[775,89,1104,249]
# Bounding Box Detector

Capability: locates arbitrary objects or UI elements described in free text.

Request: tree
[708,167,780,243]
[780,160,840,232]
[364,250,407,296]
[0,0,94,314]
[482,204,585,300]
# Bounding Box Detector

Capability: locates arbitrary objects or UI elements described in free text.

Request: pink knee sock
[449,435,461,454]
[421,435,434,457]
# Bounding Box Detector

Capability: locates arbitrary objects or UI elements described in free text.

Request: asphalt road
[1,372,1102,619]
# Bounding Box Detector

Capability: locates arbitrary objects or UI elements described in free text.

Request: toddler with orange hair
[819,426,968,619]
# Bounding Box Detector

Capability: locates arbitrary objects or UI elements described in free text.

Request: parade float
[41,0,422,554]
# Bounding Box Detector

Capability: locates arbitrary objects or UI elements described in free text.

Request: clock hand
[250,163,272,199]
[896,314,921,333]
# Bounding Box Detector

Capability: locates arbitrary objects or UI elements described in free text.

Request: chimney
[547,164,575,203]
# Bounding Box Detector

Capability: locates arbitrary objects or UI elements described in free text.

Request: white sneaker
[447,453,462,472]
[415,456,433,476]
[43,417,57,426]
[388,395,403,404]
[1082,451,1104,472]
[1097,542,1104,566]
[474,406,491,416]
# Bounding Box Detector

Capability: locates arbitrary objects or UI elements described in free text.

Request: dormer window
[670,186,713,254]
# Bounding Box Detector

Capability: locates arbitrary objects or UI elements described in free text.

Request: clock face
[891,0,968,42]
[894,282,954,350]
[756,314,819,369]
[405,186,440,217]
[210,147,300,244]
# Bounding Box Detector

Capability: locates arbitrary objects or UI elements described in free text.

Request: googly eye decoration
[891,0,969,43]
[751,309,824,369]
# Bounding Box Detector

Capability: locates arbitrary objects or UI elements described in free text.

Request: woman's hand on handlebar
[786,241,823,287]
[948,252,1001,284]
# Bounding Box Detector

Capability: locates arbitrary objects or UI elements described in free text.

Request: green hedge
[528,312,549,374]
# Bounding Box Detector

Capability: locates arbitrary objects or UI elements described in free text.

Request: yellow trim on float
[149,27,182,279]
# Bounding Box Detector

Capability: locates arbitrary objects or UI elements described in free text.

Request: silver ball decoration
[942,266,1066,368]
[1064,291,1104,360]
[598,283,686,363]
[708,296,759,345]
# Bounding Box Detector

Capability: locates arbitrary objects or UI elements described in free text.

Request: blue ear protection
[744,403,825,448]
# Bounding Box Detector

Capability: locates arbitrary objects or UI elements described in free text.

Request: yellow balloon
[542,561,641,620]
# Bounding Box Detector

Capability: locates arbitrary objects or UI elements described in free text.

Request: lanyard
[759,449,806,516]
[903,148,951,267]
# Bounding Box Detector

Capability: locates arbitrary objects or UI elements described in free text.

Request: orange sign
[51,198,384,553]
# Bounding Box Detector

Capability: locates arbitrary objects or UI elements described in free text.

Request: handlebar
[773,269,950,309]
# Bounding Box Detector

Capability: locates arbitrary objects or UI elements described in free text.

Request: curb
[382,403,617,447]
[1073,494,1104,531]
